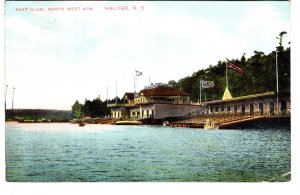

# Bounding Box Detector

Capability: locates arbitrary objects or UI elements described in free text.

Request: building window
[269,102,275,116]
[221,106,224,112]
[259,103,264,115]
[234,105,238,113]
[241,105,245,115]
[210,107,213,113]
[227,106,231,112]
[250,103,254,115]
[215,107,218,112]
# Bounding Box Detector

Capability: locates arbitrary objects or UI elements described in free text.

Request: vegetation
[71,97,123,119]
[71,100,83,119]
[5,109,72,122]
[169,32,290,102]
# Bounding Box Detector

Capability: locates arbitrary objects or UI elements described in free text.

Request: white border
[1,1,299,195]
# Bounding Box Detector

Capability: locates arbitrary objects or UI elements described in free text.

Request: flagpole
[106,85,108,107]
[115,80,117,105]
[106,85,108,117]
[134,70,136,93]
[226,60,228,89]
[199,80,202,104]
[5,85,8,110]
[276,50,279,114]
[12,86,15,111]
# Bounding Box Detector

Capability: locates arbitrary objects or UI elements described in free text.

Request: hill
[168,46,290,102]
[5,109,72,122]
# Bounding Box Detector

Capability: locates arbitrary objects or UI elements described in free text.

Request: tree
[277,31,287,52]
[168,80,179,88]
[71,100,83,119]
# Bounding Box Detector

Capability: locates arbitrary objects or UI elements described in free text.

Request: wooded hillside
[168,45,290,102]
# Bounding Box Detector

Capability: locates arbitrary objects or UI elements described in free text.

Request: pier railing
[179,109,291,125]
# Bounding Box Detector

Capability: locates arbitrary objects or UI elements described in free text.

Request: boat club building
[109,83,203,120]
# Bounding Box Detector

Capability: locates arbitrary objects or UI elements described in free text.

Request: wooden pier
[167,111,290,129]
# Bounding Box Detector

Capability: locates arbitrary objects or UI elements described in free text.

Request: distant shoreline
[5,109,72,123]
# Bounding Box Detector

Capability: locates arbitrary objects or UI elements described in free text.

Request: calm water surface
[5,122,290,182]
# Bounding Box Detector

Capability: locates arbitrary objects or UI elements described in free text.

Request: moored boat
[163,121,169,126]
[203,125,218,130]
[79,120,85,126]
[116,120,143,125]
[204,119,218,130]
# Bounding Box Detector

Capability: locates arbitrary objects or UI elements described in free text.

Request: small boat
[163,121,170,126]
[79,121,85,127]
[204,119,217,130]
[116,120,143,125]
[203,125,217,130]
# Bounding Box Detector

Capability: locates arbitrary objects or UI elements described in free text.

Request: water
[5,122,291,182]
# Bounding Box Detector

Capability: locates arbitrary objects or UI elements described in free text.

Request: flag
[201,80,214,88]
[136,70,142,76]
[226,58,244,75]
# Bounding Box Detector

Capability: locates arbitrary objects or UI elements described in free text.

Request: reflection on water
[5,122,290,182]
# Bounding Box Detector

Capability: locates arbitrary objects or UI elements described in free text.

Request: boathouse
[167,91,291,129]
[204,92,290,117]
[109,83,203,120]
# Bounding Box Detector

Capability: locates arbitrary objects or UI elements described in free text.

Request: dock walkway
[168,111,290,129]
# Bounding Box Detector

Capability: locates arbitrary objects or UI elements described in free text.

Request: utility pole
[5,85,8,110]
[115,80,117,105]
[12,86,15,112]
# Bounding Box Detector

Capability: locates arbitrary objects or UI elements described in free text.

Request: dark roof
[139,86,190,97]
[124,92,135,100]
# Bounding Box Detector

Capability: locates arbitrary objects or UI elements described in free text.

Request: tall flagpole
[199,80,202,104]
[276,50,279,114]
[106,85,108,107]
[134,70,136,93]
[106,85,108,117]
[115,80,117,105]
[5,85,8,110]
[12,86,15,111]
[226,60,228,88]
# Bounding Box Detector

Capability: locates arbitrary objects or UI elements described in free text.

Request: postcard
[4,0,291,185]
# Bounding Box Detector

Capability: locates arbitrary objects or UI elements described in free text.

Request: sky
[4,1,290,110]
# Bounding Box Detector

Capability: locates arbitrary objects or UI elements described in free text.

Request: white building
[109,84,203,120]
